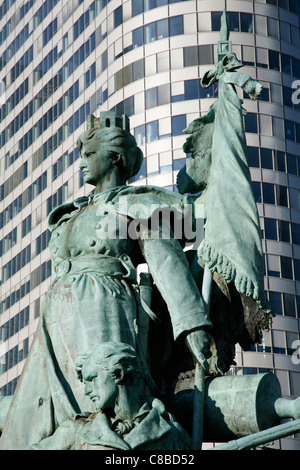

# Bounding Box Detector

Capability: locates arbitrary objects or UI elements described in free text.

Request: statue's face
[79,141,114,187]
[81,361,118,412]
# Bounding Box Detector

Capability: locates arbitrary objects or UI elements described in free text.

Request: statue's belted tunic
[0,185,211,450]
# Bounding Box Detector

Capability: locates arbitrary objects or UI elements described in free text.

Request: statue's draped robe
[0,186,211,450]
[30,397,192,450]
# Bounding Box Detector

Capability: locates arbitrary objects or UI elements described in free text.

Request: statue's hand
[185,329,212,373]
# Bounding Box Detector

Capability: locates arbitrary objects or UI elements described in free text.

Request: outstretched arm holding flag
[177,10,274,449]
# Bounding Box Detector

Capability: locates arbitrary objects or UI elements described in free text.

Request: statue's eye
[86,152,95,158]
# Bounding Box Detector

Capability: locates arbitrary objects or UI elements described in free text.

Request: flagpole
[193,8,225,451]
[192,265,213,450]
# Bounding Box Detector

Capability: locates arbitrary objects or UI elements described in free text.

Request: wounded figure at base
[29,342,192,451]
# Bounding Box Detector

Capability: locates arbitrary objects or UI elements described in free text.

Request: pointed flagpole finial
[217,8,232,61]
[220,9,229,41]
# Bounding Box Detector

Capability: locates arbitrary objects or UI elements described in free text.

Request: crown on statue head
[86,112,130,132]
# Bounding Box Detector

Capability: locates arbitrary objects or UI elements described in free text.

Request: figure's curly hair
[77,127,143,180]
[75,342,143,386]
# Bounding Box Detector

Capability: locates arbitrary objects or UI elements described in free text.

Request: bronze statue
[0,112,212,450]
[1,11,299,451]
[29,342,192,450]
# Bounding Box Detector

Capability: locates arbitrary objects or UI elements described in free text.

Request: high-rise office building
[0,0,299,449]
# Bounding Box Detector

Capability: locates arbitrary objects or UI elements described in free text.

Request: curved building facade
[0,0,299,449]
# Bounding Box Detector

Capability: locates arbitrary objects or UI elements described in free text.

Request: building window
[280,256,293,280]
[227,12,239,32]
[276,185,288,207]
[241,12,253,33]
[184,79,199,100]
[262,183,275,205]
[274,151,286,172]
[251,182,262,203]
[183,46,198,67]
[114,5,123,28]
[172,115,186,136]
[267,17,279,39]
[244,113,258,133]
[292,224,300,245]
[211,11,222,31]
[157,18,168,39]
[264,218,277,240]
[283,294,296,318]
[287,154,298,175]
[133,16,183,48]
[36,230,51,255]
[294,259,300,282]
[145,88,158,109]
[133,26,143,48]
[247,147,259,168]
[2,306,30,341]
[0,228,17,257]
[146,121,158,143]
[285,120,295,141]
[269,50,280,71]
[22,215,32,238]
[132,0,144,16]
[278,220,290,242]
[169,16,183,36]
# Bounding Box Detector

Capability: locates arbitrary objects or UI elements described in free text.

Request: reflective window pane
[145,88,157,109]
[295,259,300,282]
[251,181,262,203]
[244,113,258,133]
[247,147,259,167]
[281,53,291,74]
[146,120,158,142]
[135,124,145,145]
[114,6,122,28]
[289,188,300,210]
[278,220,290,242]
[133,27,143,47]
[157,84,170,106]
[264,218,277,240]
[211,11,222,32]
[145,22,156,43]
[285,120,295,141]
[276,185,288,207]
[133,59,144,81]
[269,50,280,71]
[145,0,155,11]
[169,16,183,36]
[199,45,213,65]
[268,17,279,38]
[261,148,273,169]
[227,12,239,32]
[241,13,253,33]
[280,21,290,42]
[262,183,275,204]
[157,18,168,39]
[280,256,293,279]
[183,46,198,67]
[292,223,300,245]
[184,79,199,100]
[287,153,298,175]
[274,151,286,172]
[172,114,186,136]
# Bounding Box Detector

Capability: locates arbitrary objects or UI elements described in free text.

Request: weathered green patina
[0,113,212,450]
[28,342,192,450]
[0,10,299,451]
